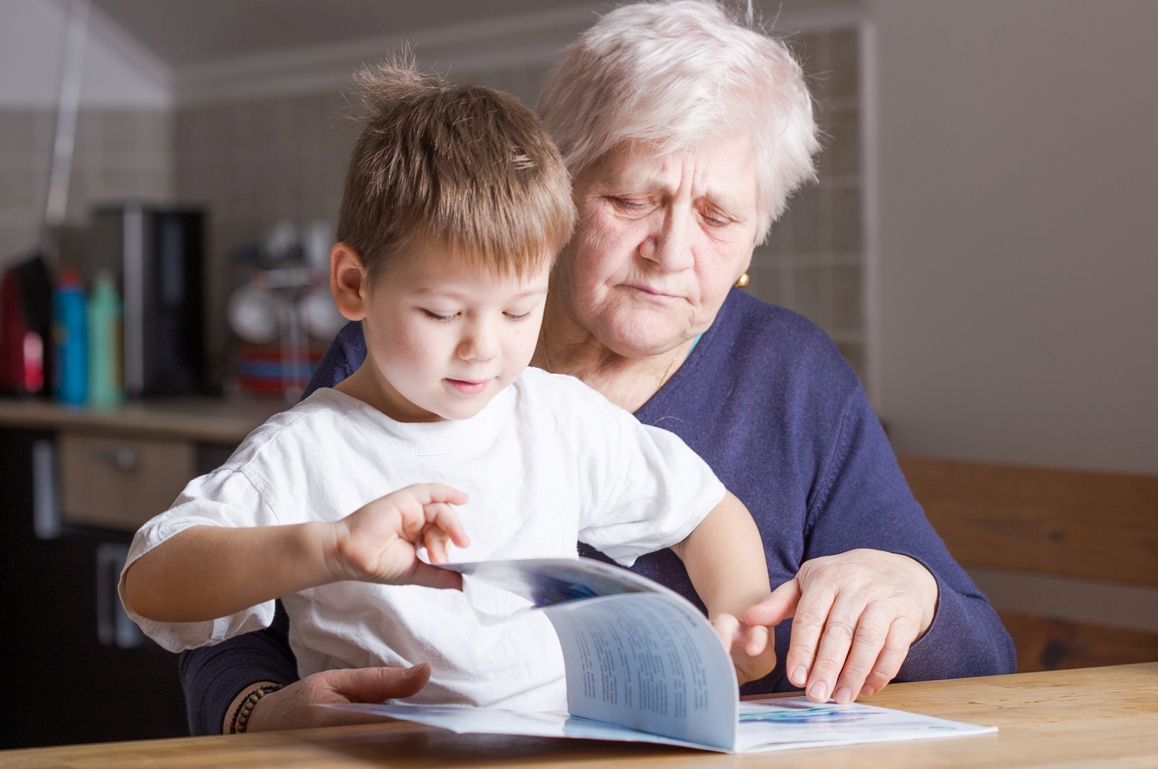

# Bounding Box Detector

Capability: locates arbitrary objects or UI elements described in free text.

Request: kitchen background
[0,0,1155,750]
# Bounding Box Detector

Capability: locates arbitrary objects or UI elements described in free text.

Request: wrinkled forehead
[582,139,760,209]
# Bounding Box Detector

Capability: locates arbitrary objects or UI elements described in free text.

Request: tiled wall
[746,28,865,380]
[173,66,550,383]
[0,108,173,271]
[174,91,352,380]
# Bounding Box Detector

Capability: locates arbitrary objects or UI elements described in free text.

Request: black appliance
[90,204,206,396]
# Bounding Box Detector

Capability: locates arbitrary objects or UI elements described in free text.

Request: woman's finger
[862,615,919,696]
[830,600,894,703]
[247,664,433,732]
[802,592,864,702]
[782,579,836,689]
[744,578,800,627]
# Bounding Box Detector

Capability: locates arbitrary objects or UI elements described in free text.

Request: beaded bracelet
[228,684,284,734]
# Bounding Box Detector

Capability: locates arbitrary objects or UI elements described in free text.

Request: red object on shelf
[232,345,325,398]
[0,258,52,396]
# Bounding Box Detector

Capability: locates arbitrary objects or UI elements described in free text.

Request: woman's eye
[701,210,730,227]
[611,197,646,212]
[504,311,533,322]
[422,309,458,322]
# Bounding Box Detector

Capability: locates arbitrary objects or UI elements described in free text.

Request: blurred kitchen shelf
[0,396,286,443]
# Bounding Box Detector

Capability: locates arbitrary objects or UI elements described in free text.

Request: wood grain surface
[1000,611,1158,672]
[898,456,1158,586]
[3,663,1155,768]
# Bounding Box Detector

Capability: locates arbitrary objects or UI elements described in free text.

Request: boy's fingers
[408,483,469,507]
[424,529,449,564]
[424,502,471,549]
[710,613,741,652]
[407,561,463,591]
[744,623,771,657]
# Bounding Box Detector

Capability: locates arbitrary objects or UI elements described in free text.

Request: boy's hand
[711,611,777,686]
[327,483,471,589]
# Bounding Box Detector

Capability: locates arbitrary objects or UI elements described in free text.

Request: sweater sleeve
[804,384,1017,680]
[178,320,369,735]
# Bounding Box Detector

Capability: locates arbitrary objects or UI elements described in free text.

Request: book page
[544,592,737,750]
[735,697,997,752]
[439,558,739,749]
[330,558,996,754]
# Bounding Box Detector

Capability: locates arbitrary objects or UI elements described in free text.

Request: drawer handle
[95,446,140,471]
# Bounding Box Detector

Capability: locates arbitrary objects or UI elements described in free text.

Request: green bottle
[87,271,123,409]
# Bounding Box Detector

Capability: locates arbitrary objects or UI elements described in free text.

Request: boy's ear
[330,243,369,321]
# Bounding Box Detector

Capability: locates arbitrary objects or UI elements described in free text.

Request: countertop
[0,396,287,443]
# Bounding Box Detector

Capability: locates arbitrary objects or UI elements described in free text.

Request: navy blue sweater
[179,288,1015,735]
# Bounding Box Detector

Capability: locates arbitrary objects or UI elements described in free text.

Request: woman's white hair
[538,0,820,241]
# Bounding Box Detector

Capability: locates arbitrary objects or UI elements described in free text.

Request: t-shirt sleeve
[118,468,281,654]
[573,388,727,567]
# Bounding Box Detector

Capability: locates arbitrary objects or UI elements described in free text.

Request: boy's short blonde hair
[338,57,576,279]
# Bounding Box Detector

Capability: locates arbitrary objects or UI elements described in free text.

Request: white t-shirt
[122,368,726,711]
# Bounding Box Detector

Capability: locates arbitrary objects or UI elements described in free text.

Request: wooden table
[4,663,1156,768]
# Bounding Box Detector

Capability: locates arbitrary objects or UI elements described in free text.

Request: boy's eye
[422,309,458,322]
[504,311,533,322]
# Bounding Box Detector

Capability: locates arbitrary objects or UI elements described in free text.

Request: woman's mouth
[625,283,679,300]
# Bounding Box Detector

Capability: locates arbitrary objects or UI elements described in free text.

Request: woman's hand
[745,549,938,703]
[237,664,432,733]
[327,483,471,589]
[711,612,777,686]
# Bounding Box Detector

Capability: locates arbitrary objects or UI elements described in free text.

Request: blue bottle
[53,267,88,405]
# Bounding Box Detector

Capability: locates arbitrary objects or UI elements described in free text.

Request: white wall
[0,0,170,108]
[871,0,1158,474]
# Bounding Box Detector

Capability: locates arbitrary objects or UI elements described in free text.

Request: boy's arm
[670,490,775,684]
[123,483,470,623]
[670,490,770,619]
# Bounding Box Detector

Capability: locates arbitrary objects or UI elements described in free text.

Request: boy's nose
[459,322,500,362]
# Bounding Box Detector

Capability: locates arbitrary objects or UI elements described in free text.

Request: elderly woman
[183,0,1014,734]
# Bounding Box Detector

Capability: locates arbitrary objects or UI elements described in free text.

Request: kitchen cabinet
[0,398,282,749]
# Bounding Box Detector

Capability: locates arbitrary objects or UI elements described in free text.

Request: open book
[335,558,995,753]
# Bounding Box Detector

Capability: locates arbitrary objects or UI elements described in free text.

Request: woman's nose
[639,207,694,271]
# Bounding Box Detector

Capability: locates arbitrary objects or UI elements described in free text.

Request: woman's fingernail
[405,663,427,676]
[792,666,808,685]
[835,687,852,703]
[808,681,828,701]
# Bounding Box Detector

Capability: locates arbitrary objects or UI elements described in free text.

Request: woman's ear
[331,243,368,321]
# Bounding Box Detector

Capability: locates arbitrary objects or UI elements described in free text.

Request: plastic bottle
[87,271,123,409]
[52,267,87,405]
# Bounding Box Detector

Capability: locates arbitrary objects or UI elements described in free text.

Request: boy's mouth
[445,378,491,395]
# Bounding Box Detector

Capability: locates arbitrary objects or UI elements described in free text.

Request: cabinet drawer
[59,432,195,531]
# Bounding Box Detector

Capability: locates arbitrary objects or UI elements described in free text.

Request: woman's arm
[178,610,434,735]
[747,384,1015,702]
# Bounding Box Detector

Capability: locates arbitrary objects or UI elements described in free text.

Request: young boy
[120,61,775,712]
